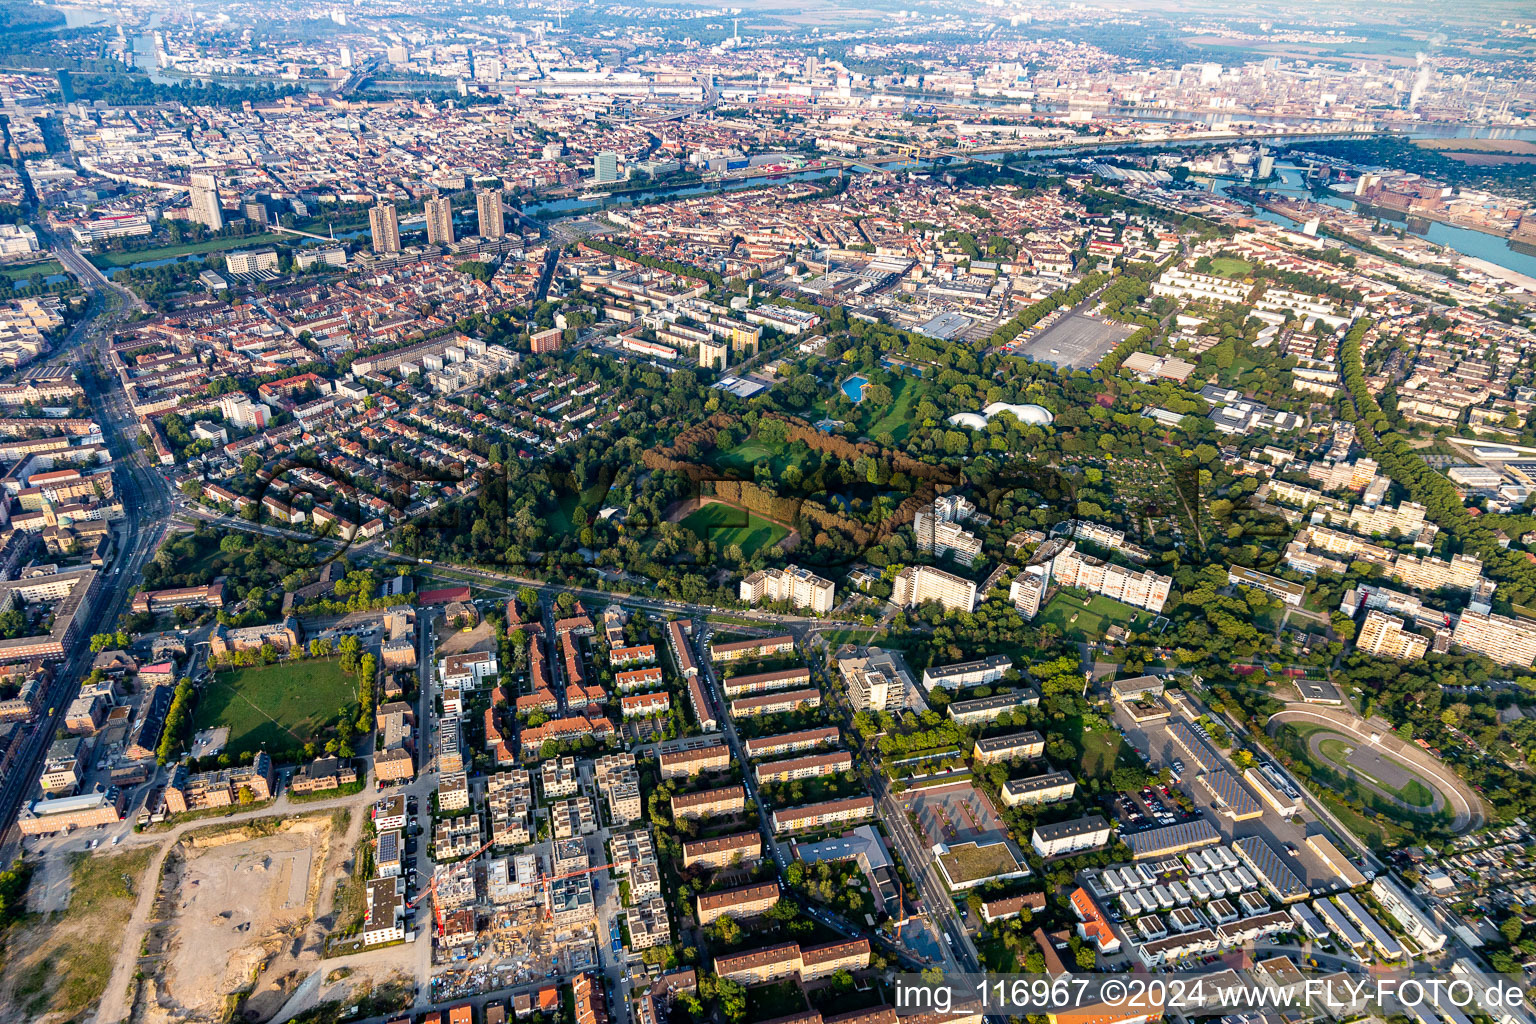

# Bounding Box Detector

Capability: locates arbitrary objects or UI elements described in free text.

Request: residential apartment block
[164,752,275,813]
[1032,814,1112,857]
[744,726,841,760]
[1051,543,1171,613]
[730,687,821,718]
[972,730,1045,764]
[671,784,745,820]
[771,795,876,834]
[721,666,811,698]
[1451,609,1536,667]
[739,564,835,614]
[659,741,731,779]
[922,655,1012,691]
[682,830,762,869]
[837,645,923,714]
[714,938,870,985]
[1356,610,1430,661]
[755,750,852,785]
[892,565,977,614]
[1001,770,1077,807]
[697,880,780,925]
[710,634,795,662]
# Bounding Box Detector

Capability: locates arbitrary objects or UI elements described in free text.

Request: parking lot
[1014,311,1135,369]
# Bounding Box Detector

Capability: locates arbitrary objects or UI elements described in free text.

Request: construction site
[416,834,616,1004]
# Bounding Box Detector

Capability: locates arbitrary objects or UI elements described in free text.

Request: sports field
[192,659,357,757]
[1317,735,1436,808]
[681,502,791,557]
[713,438,794,476]
[1279,722,1453,831]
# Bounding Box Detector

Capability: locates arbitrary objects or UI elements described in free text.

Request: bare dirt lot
[0,847,155,1024]
[140,814,345,1024]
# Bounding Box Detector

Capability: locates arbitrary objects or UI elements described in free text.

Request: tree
[715,977,748,1023]
[339,634,361,673]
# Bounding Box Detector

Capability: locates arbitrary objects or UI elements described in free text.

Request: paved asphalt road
[0,239,171,842]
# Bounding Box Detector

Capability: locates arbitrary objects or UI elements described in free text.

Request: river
[1211,163,1536,279]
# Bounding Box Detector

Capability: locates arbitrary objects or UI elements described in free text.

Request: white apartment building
[1032,815,1111,857]
[1393,552,1483,593]
[363,876,406,946]
[1151,269,1251,305]
[1307,458,1379,493]
[1356,610,1429,661]
[1332,501,1431,541]
[1451,609,1536,668]
[914,511,983,565]
[1009,565,1049,620]
[219,392,271,430]
[1051,543,1171,613]
[1370,876,1447,953]
[739,564,835,614]
[922,655,1012,691]
[892,565,977,614]
[1071,519,1128,551]
[837,645,922,714]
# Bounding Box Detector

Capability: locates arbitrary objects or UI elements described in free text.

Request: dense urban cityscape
[0,1,1535,1024]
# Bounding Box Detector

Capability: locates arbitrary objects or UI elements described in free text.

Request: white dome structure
[983,402,1054,426]
[945,412,989,430]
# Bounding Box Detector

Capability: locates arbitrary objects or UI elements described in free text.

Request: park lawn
[1037,590,1145,641]
[745,980,809,1021]
[0,260,66,282]
[1078,720,1125,780]
[1207,257,1253,279]
[977,934,1020,973]
[860,375,929,442]
[816,627,879,650]
[89,232,289,269]
[544,477,616,534]
[193,658,358,757]
[712,437,792,476]
[681,502,790,557]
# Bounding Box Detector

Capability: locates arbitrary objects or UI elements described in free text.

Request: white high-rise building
[189,173,223,231]
[892,565,976,614]
[219,393,271,430]
[739,564,834,614]
[1008,565,1049,620]
[369,202,401,254]
[837,646,921,713]
[1356,610,1429,662]
[1451,610,1536,668]
[914,511,982,566]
